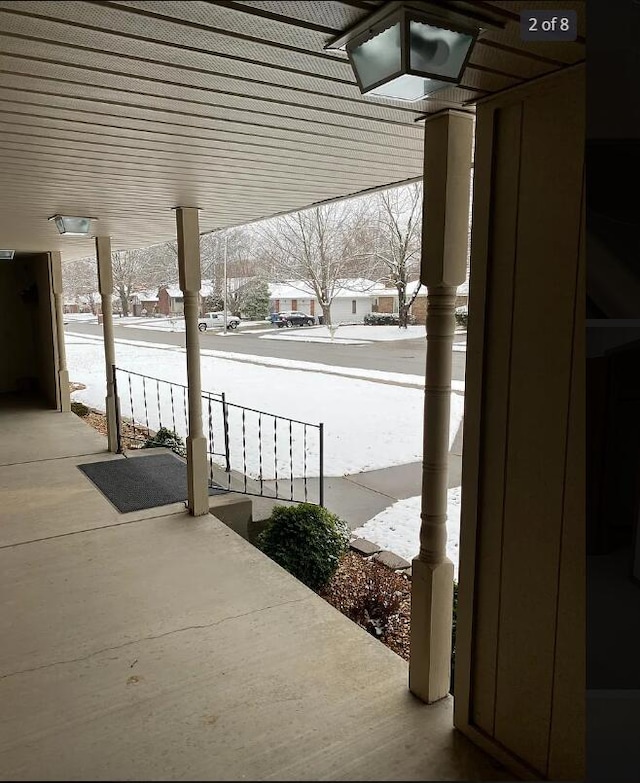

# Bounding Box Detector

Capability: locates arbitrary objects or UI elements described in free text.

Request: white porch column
[175,206,209,516]
[50,251,71,412]
[95,236,119,453]
[409,109,474,703]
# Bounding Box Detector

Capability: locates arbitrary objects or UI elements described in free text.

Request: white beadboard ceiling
[0,0,585,259]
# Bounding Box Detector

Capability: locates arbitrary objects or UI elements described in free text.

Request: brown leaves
[318,551,411,661]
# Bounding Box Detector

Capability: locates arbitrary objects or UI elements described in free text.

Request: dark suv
[274,311,315,327]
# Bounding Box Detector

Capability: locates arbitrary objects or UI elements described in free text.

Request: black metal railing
[113,366,324,506]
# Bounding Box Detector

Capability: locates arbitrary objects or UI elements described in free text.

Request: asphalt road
[65,321,467,381]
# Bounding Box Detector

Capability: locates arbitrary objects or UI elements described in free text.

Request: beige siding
[455,66,584,780]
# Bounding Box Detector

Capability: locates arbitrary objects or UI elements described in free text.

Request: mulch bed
[70,385,412,662]
[70,385,151,451]
[318,551,411,661]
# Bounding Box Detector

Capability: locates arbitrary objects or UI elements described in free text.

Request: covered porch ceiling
[0,0,584,260]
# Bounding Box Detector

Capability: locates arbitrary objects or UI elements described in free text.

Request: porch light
[0,249,15,260]
[326,1,479,102]
[48,215,96,236]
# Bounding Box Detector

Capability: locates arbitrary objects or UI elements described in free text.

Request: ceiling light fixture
[48,215,96,237]
[0,250,15,260]
[326,1,481,102]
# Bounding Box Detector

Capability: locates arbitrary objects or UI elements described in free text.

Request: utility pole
[223,233,228,334]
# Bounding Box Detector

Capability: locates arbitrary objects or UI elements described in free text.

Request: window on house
[352,300,357,314]
[372,298,379,313]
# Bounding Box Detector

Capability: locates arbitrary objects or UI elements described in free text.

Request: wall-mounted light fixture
[0,249,15,260]
[48,215,96,236]
[326,1,481,102]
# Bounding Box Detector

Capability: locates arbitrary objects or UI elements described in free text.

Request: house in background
[269,278,378,322]
[370,279,469,324]
[157,284,184,316]
[130,290,159,316]
[62,300,79,314]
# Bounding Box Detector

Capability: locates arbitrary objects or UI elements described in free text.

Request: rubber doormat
[78,452,226,513]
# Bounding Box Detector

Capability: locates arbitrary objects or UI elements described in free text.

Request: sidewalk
[250,441,463,534]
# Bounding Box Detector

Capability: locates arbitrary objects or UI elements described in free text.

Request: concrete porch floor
[0,398,509,781]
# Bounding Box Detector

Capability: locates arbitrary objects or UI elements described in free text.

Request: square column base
[105,394,120,454]
[186,435,209,516]
[58,370,70,412]
[409,557,455,703]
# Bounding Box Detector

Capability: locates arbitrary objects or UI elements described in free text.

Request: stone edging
[349,537,412,579]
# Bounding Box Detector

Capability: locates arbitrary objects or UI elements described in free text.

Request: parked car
[198,311,240,331]
[273,310,315,328]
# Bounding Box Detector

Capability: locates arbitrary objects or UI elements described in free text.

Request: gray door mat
[78,452,227,513]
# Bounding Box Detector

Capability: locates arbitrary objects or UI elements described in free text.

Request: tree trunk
[321,303,332,327]
[397,284,408,329]
[118,286,129,317]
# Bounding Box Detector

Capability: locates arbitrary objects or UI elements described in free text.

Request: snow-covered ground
[63,313,97,323]
[261,324,427,344]
[66,334,464,480]
[352,488,462,577]
[71,332,465,392]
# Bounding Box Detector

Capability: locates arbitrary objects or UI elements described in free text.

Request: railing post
[222,392,231,472]
[112,365,123,454]
[319,422,324,508]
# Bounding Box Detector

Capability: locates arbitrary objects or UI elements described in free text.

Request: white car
[198,311,240,331]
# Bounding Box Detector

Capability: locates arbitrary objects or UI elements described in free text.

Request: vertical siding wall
[456,66,584,780]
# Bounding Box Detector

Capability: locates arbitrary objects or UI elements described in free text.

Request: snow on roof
[269,278,379,300]
[368,279,469,298]
[133,290,159,302]
[162,285,182,298]
[200,280,214,297]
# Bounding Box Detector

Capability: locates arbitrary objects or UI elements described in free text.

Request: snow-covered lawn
[66,335,464,480]
[352,488,462,577]
[116,317,266,333]
[63,313,97,323]
[261,324,427,344]
[122,316,185,331]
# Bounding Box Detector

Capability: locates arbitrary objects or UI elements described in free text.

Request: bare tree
[61,256,99,312]
[164,226,259,308]
[111,245,176,315]
[110,250,140,316]
[258,200,371,326]
[370,182,422,328]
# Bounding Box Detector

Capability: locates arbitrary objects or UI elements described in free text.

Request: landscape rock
[373,550,411,571]
[349,538,382,556]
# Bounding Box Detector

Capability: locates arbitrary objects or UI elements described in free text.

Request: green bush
[364,312,417,326]
[256,503,349,591]
[455,306,468,329]
[143,426,186,457]
[70,401,90,417]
